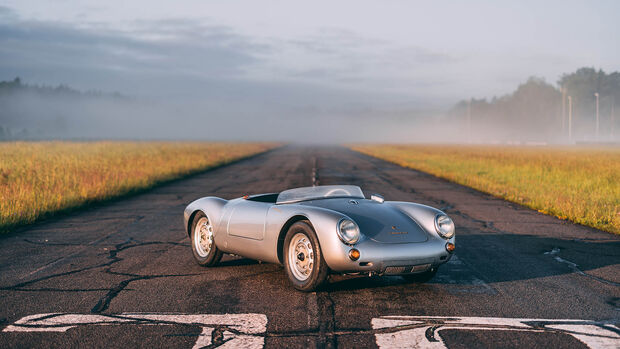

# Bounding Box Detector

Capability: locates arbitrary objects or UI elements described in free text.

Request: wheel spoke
[194,217,213,258]
[288,232,315,281]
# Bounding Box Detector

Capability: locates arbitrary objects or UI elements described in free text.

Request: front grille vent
[384,263,431,275]
[385,266,408,275]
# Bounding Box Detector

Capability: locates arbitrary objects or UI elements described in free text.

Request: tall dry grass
[0,141,274,232]
[351,144,620,234]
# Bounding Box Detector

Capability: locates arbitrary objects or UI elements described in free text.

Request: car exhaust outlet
[348,248,360,261]
[446,242,455,253]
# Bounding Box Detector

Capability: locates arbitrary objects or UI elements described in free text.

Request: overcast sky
[2,1,619,106]
[0,0,620,142]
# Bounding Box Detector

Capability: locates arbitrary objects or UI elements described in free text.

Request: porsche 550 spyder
[183,185,455,291]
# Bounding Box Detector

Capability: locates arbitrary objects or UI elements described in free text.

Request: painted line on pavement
[372,316,620,349]
[6,312,619,348]
[3,313,268,349]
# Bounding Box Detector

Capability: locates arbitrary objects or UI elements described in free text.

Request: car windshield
[276,185,364,204]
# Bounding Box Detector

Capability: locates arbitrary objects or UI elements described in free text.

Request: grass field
[0,141,275,233]
[351,144,620,234]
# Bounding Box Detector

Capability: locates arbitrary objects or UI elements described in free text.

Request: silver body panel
[183,187,455,274]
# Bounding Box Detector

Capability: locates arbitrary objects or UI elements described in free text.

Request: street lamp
[594,92,599,141]
[561,87,566,134]
[612,97,616,140]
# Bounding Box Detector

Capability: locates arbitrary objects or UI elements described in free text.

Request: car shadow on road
[207,233,619,293]
[324,274,415,292]
[218,257,260,267]
[449,233,620,284]
[319,233,620,292]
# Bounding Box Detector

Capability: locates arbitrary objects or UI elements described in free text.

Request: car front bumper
[322,235,455,275]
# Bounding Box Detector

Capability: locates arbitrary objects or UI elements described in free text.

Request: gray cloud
[0,6,16,20]
[0,16,266,93]
[0,10,435,104]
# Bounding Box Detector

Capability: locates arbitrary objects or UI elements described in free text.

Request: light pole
[612,97,616,139]
[568,96,573,142]
[561,87,566,134]
[594,92,599,141]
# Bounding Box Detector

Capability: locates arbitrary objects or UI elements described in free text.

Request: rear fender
[183,197,228,236]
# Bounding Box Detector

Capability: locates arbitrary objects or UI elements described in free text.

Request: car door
[226,200,270,240]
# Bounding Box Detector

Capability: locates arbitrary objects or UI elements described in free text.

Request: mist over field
[1,1,619,143]
[0,80,439,142]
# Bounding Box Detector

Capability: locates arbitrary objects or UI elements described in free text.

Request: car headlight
[435,214,455,239]
[337,219,360,245]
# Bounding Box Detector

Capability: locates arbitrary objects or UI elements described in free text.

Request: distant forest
[0,78,126,139]
[449,68,620,142]
[0,77,126,99]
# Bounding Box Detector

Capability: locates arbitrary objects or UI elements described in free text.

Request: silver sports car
[183,185,455,291]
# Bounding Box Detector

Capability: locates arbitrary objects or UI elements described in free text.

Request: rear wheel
[283,221,329,291]
[401,268,438,283]
[190,211,223,267]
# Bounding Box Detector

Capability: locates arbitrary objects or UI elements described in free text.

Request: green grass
[351,144,620,234]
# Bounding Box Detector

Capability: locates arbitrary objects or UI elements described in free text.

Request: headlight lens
[435,214,455,239]
[337,219,360,245]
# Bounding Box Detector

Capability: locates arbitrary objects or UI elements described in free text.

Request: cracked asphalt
[0,146,619,348]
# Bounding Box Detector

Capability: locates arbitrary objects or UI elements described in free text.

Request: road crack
[544,248,620,287]
[316,291,337,348]
[1,239,189,296]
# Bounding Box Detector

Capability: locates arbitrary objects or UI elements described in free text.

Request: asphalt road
[1,146,619,348]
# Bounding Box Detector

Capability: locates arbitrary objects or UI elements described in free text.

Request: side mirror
[370,194,385,203]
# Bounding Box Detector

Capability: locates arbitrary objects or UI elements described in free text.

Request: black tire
[190,211,223,267]
[401,268,438,283]
[283,221,329,291]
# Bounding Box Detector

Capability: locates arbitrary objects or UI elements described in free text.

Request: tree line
[0,77,126,139]
[0,77,125,99]
[448,68,619,142]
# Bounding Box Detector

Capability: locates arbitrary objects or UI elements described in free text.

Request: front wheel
[283,221,329,291]
[190,211,223,267]
[401,268,438,283]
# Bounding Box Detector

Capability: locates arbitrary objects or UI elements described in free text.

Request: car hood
[299,198,429,243]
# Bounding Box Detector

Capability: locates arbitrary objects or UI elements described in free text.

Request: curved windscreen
[276,185,364,204]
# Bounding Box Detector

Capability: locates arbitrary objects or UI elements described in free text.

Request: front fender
[387,201,455,242]
[265,205,351,269]
[300,208,355,270]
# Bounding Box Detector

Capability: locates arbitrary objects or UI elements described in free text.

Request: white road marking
[7,312,619,348]
[372,316,620,349]
[3,313,268,348]
[192,327,213,349]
